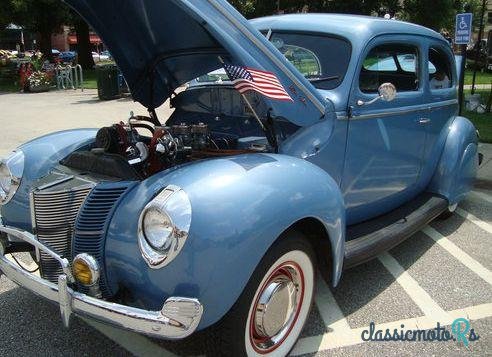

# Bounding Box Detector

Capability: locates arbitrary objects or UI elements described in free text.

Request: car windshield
[268,32,351,90]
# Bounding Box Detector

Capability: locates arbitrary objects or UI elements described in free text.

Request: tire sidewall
[244,248,315,356]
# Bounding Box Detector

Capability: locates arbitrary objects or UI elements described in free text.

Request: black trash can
[96,64,120,100]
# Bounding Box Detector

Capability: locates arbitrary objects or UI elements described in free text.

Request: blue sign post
[455,13,473,44]
[455,13,473,116]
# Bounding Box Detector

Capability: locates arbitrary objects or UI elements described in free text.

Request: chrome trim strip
[428,99,459,111]
[336,111,348,121]
[138,185,191,269]
[36,175,74,191]
[352,107,428,120]
[0,150,24,206]
[207,0,326,114]
[2,225,74,283]
[0,224,203,339]
[351,99,458,121]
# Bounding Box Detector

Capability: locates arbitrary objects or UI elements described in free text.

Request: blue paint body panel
[1,9,479,333]
[104,154,344,328]
[1,129,97,231]
[428,116,479,203]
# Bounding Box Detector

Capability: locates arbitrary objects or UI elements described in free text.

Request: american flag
[223,64,293,102]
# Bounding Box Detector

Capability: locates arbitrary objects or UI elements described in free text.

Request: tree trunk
[39,30,53,61]
[75,18,95,70]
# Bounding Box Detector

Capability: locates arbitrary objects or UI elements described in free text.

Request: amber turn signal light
[72,253,100,286]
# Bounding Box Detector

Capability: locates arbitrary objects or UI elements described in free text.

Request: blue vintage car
[0,1,480,356]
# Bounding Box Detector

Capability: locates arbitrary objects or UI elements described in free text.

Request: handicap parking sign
[455,13,473,45]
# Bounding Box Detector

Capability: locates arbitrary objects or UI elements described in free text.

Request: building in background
[67,31,104,52]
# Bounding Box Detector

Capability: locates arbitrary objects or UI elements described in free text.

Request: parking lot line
[82,318,176,357]
[469,190,492,205]
[315,275,352,332]
[292,303,492,356]
[456,207,492,234]
[377,252,450,322]
[422,226,492,286]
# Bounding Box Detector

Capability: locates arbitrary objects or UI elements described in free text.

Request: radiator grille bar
[31,176,94,283]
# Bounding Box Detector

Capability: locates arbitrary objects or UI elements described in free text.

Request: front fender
[428,116,478,204]
[105,153,345,330]
[1,129,97,231]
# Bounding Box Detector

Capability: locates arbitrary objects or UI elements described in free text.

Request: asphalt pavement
[0,90,491,356]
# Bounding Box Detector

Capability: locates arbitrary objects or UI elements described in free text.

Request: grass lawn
[464,89,492,143]
[465,112,492,143]
[82,68,97,89]
[464,69,492,85]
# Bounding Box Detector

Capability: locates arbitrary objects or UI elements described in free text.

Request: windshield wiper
[308,75,339,84]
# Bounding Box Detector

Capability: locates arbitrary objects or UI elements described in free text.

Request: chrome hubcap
[250,262,304,353]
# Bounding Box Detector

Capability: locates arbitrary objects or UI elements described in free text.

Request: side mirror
[378,83,397,102]
[357,83,397,106]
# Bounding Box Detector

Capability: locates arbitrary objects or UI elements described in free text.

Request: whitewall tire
[245,249,314,356]
[206,231,316,357]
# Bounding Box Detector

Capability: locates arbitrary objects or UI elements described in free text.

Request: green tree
[229,0,402,18]
[402,0,456,30]
[68,9,95,70]
[0,2,14,30]
[401,0,482,31]
[9,0,70,59]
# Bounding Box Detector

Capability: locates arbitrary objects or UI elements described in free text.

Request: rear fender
[428,116,479,204]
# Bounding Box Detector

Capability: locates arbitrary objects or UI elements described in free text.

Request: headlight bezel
[0,150,24,206]
[138,185,192,269]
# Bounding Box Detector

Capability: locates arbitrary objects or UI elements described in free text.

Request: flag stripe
[250,78,286,91]
[223,64,293,102]
[233,81,291,95]
[247,70,277,81]
[233,81,293,100]
[233,81,287,95]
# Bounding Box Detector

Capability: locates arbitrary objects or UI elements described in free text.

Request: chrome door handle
[419,118,431,124]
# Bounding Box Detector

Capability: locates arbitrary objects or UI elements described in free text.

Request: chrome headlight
[0,150,24,205]
[138,185,191,269]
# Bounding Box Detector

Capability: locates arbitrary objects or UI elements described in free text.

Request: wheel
[438,203,458,220]
[207,231,316,356]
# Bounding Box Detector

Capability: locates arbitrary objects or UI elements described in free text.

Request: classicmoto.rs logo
[361,318,480,346]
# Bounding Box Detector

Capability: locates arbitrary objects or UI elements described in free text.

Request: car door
[420,41,458,185]
[343,36,427,225]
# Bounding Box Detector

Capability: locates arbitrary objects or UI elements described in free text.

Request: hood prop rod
[147,69,161,126]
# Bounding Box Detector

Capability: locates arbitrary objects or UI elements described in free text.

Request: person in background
[430,69,450,89]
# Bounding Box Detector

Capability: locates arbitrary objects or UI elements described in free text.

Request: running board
[344,193,448,270]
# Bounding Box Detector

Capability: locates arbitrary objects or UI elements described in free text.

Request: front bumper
[0,224,203,339]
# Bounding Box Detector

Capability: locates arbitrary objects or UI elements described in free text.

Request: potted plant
[26,71,51,92]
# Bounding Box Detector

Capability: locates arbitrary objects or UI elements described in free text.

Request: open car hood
[65,0,329,126]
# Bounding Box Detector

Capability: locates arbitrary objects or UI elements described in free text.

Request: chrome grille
[31,175,94,283]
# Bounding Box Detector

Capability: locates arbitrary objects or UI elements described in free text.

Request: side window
[359,44,420,93]
[272,41,322,77]
[428,47,453,90]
